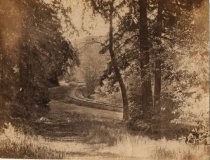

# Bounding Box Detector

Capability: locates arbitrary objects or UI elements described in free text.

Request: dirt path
[48,83,123,121]
[32,84,128,159]
[32,83,201,160]
[49,100,122,121]
[34,83,123,139]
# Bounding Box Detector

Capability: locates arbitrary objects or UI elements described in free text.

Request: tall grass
[100,133,209,160]
[0,123,96,159]
[0,123,208,159]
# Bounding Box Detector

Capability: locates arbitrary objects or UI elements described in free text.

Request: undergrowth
[0,120,208,159]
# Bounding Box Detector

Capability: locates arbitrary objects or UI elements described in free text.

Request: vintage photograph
[0,0,209,159]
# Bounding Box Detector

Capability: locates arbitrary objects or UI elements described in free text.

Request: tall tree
[109,0,129,121]
[85,0,129,121]
[0,0,78,122]
[138,0,152,113]
[154,0,163,106]
[153,0,205,106]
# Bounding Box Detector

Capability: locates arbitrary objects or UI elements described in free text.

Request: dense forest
[81,0,209,133]
[0,0,209,159]
[0,0,79,124]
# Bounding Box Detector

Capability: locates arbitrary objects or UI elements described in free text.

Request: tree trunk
[154,60,161,104]
[0,29,7,125]
[139,0,152,110]
[109,1,129,121]
[154,0,163,106]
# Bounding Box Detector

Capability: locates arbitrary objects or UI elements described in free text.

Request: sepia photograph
[0,0,209,159]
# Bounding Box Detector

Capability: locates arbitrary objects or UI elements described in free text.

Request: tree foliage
[82,0,207,132]
[0,0,78,125]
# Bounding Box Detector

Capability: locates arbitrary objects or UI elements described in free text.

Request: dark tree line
[0,0,78,126]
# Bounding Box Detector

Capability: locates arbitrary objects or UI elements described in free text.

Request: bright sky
[44,0,109,43]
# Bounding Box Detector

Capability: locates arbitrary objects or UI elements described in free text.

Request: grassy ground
[0,85,208,159]
[0,114,209,159]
